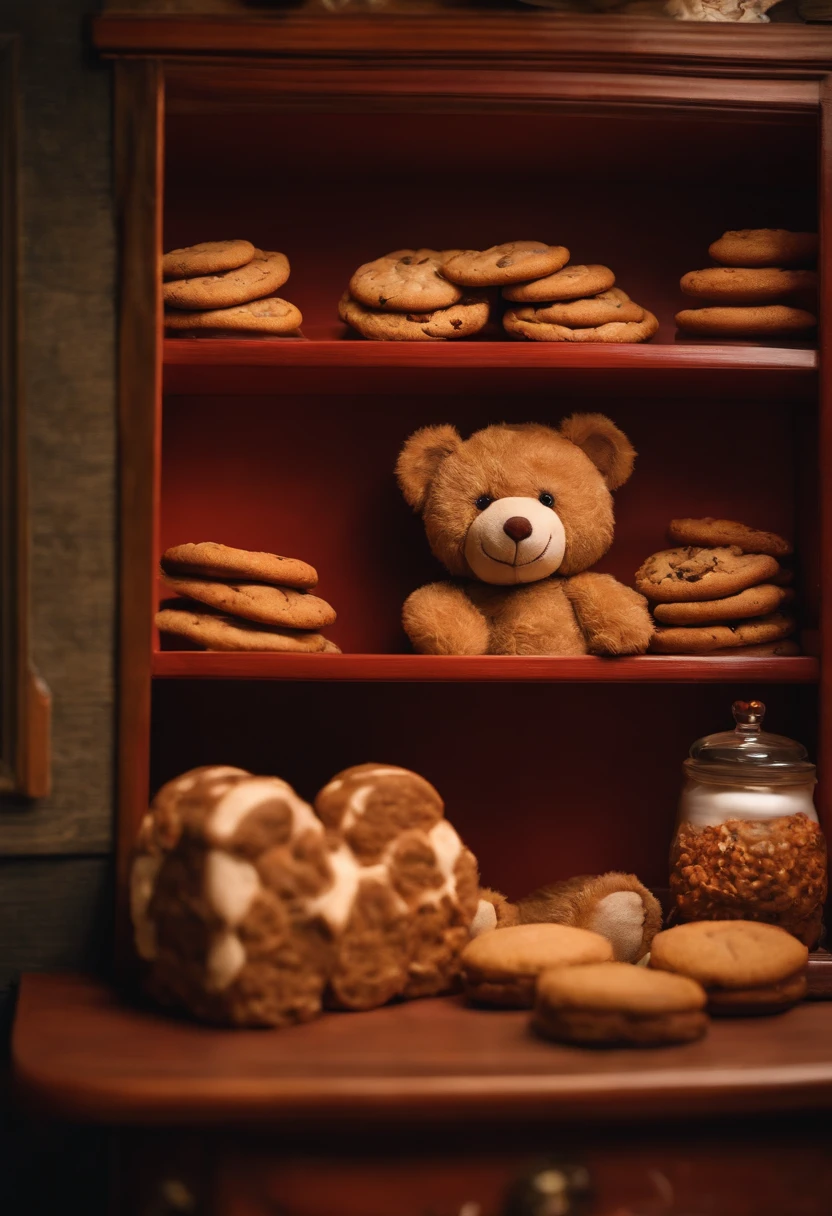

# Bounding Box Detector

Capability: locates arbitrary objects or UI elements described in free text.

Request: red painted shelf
[152,652,819,683]
[163,337,818,398]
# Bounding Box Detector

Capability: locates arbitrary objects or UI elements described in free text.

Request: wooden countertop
[13,973,832,1127]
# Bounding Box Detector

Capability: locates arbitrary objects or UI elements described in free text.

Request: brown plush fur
[396,415,653,656]
[480,872,663,963]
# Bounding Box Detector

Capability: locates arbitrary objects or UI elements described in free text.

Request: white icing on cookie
[419,820,462,906]
[205,930,247,991]
[210,777,319,841]
[130,854,162,960]
[340,768,422,832]
[204,850,260,925]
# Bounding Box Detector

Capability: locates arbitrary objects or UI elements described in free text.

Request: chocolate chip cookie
[680,267,817,305]
[512,288,644,328]
[503,263,615,303]
[705,639,801,656]
[155,605,333,652]
[349,249,463,312]
[442,242,569,287]
[161,575,336,629]
[652,583,793,625]
[161,543,318,589]
[668,517,792,558]
[164,297,302,334]
[163,250,290,310]
[675,304,816,337]
[708,229,818,269]
[504,307,658,344]
[635,546,779,603]
[649,611,796,655]
[162,240,255,280]
[338,290,489,341]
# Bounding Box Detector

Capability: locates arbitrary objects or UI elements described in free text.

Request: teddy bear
[131,762,480,1027]
[471,873,663,963]
[395,414,653,656]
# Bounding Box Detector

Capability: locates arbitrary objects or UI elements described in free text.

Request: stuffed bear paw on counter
[131,763,480,1027]
[396,414,653,657]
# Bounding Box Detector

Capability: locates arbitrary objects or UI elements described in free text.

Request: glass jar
[670,700,827,947]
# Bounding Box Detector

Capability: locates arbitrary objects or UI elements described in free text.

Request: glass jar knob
[732,699,765,734]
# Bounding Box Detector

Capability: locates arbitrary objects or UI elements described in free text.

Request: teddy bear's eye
[539,491,555,509]
[474,494,493,511]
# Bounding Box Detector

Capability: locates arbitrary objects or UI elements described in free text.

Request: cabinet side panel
[819,79,832,842]
[115,59,162,961]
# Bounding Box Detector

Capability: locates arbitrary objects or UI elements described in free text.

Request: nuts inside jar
[670,812,827,947]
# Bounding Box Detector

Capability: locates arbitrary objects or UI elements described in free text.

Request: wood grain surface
[14,973,832,1126]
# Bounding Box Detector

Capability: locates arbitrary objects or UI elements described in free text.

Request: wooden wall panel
[0,0,116,854]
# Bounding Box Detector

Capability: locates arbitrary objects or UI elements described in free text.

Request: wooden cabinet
[13,10,832,1214]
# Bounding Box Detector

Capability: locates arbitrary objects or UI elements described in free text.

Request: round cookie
[675,305,816,338]
[668,517,792,559]
[338,290,490,341]
[504,307,658,344]
[155,605,332,652]
[704,639,801,656]
[349,249,463,312]
[161,543,318,590]
[533,962,708,1046]
[459,922,613,1009]
[708,229,818,269]
[163,250,290,311]
[164,297,302,335]
[634,546,780,604]
[652,584,793,625]
[650,921,808,1016]
[516,288,644,328]
[649,611,795,655]
[162,240,255,281]
[503,263,615,304]
[441,242,569,288]
[680,266,817,305]
[161,575,336,630]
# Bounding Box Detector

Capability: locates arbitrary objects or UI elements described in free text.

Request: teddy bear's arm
[562,571,654,656]
[403,582,490,655]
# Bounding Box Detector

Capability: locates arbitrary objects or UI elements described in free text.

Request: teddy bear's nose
[503,516,533,543]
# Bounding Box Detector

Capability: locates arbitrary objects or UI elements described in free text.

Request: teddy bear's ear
[559,413,637,491]
[396,424,463,512]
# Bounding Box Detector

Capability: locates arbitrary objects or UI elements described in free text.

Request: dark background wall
[2,2,115,1210]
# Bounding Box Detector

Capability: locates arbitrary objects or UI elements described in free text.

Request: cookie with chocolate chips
[635,546,780,603]
[338,290,490,341]
[349,249,463,312]
[442,242,569,287]
[649,611,796,655]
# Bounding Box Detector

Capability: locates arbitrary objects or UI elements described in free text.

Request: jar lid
[686,700,815,781]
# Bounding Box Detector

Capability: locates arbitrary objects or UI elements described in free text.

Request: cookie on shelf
[442,241,570,287]
[162,239,255,280]
[161,575,336,630]
[675,304,816,338]
[504,306,658,344]
[164,297,302,335]
[459,922,613,1009]
[708,229,818,269]
[680,266,817,306]
[649,611,796,655]
[164,250,290,311]
[155,605,336,653]
[503,263,615,303]
[634,546,779,603]
[349,249,463,312]
[667,517,792,558]
[652,583,794,625]
[533,962,709,1046]
[338,289,490,341]
[161,542,318,589]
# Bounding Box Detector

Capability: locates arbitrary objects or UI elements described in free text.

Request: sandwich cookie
[459,922,613,1008]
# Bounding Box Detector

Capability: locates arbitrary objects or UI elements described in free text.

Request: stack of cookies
[163,240,303,337]
[339,248,492,341]
[155,542,340,653]
[499,256,659,344]
[676,228,817,340]
[634,517,798,656]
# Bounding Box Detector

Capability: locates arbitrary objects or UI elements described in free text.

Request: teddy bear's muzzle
[464,495,567,586]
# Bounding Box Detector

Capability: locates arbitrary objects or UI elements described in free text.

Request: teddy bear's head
[396,414,636,585]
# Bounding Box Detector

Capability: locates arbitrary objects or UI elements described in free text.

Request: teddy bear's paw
[565,572,653,656]
[403,582,490,655]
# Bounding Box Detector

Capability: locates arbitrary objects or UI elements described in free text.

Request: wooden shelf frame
[152,652,819,684]
[106,20,832,1020]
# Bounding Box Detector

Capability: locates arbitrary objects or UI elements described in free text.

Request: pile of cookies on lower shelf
[163,240,303,336]
[635,517,798,656]
[339,242,658,343]
[155,542,340,652]
[676,228,817,340]
[460,919,809,1047]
